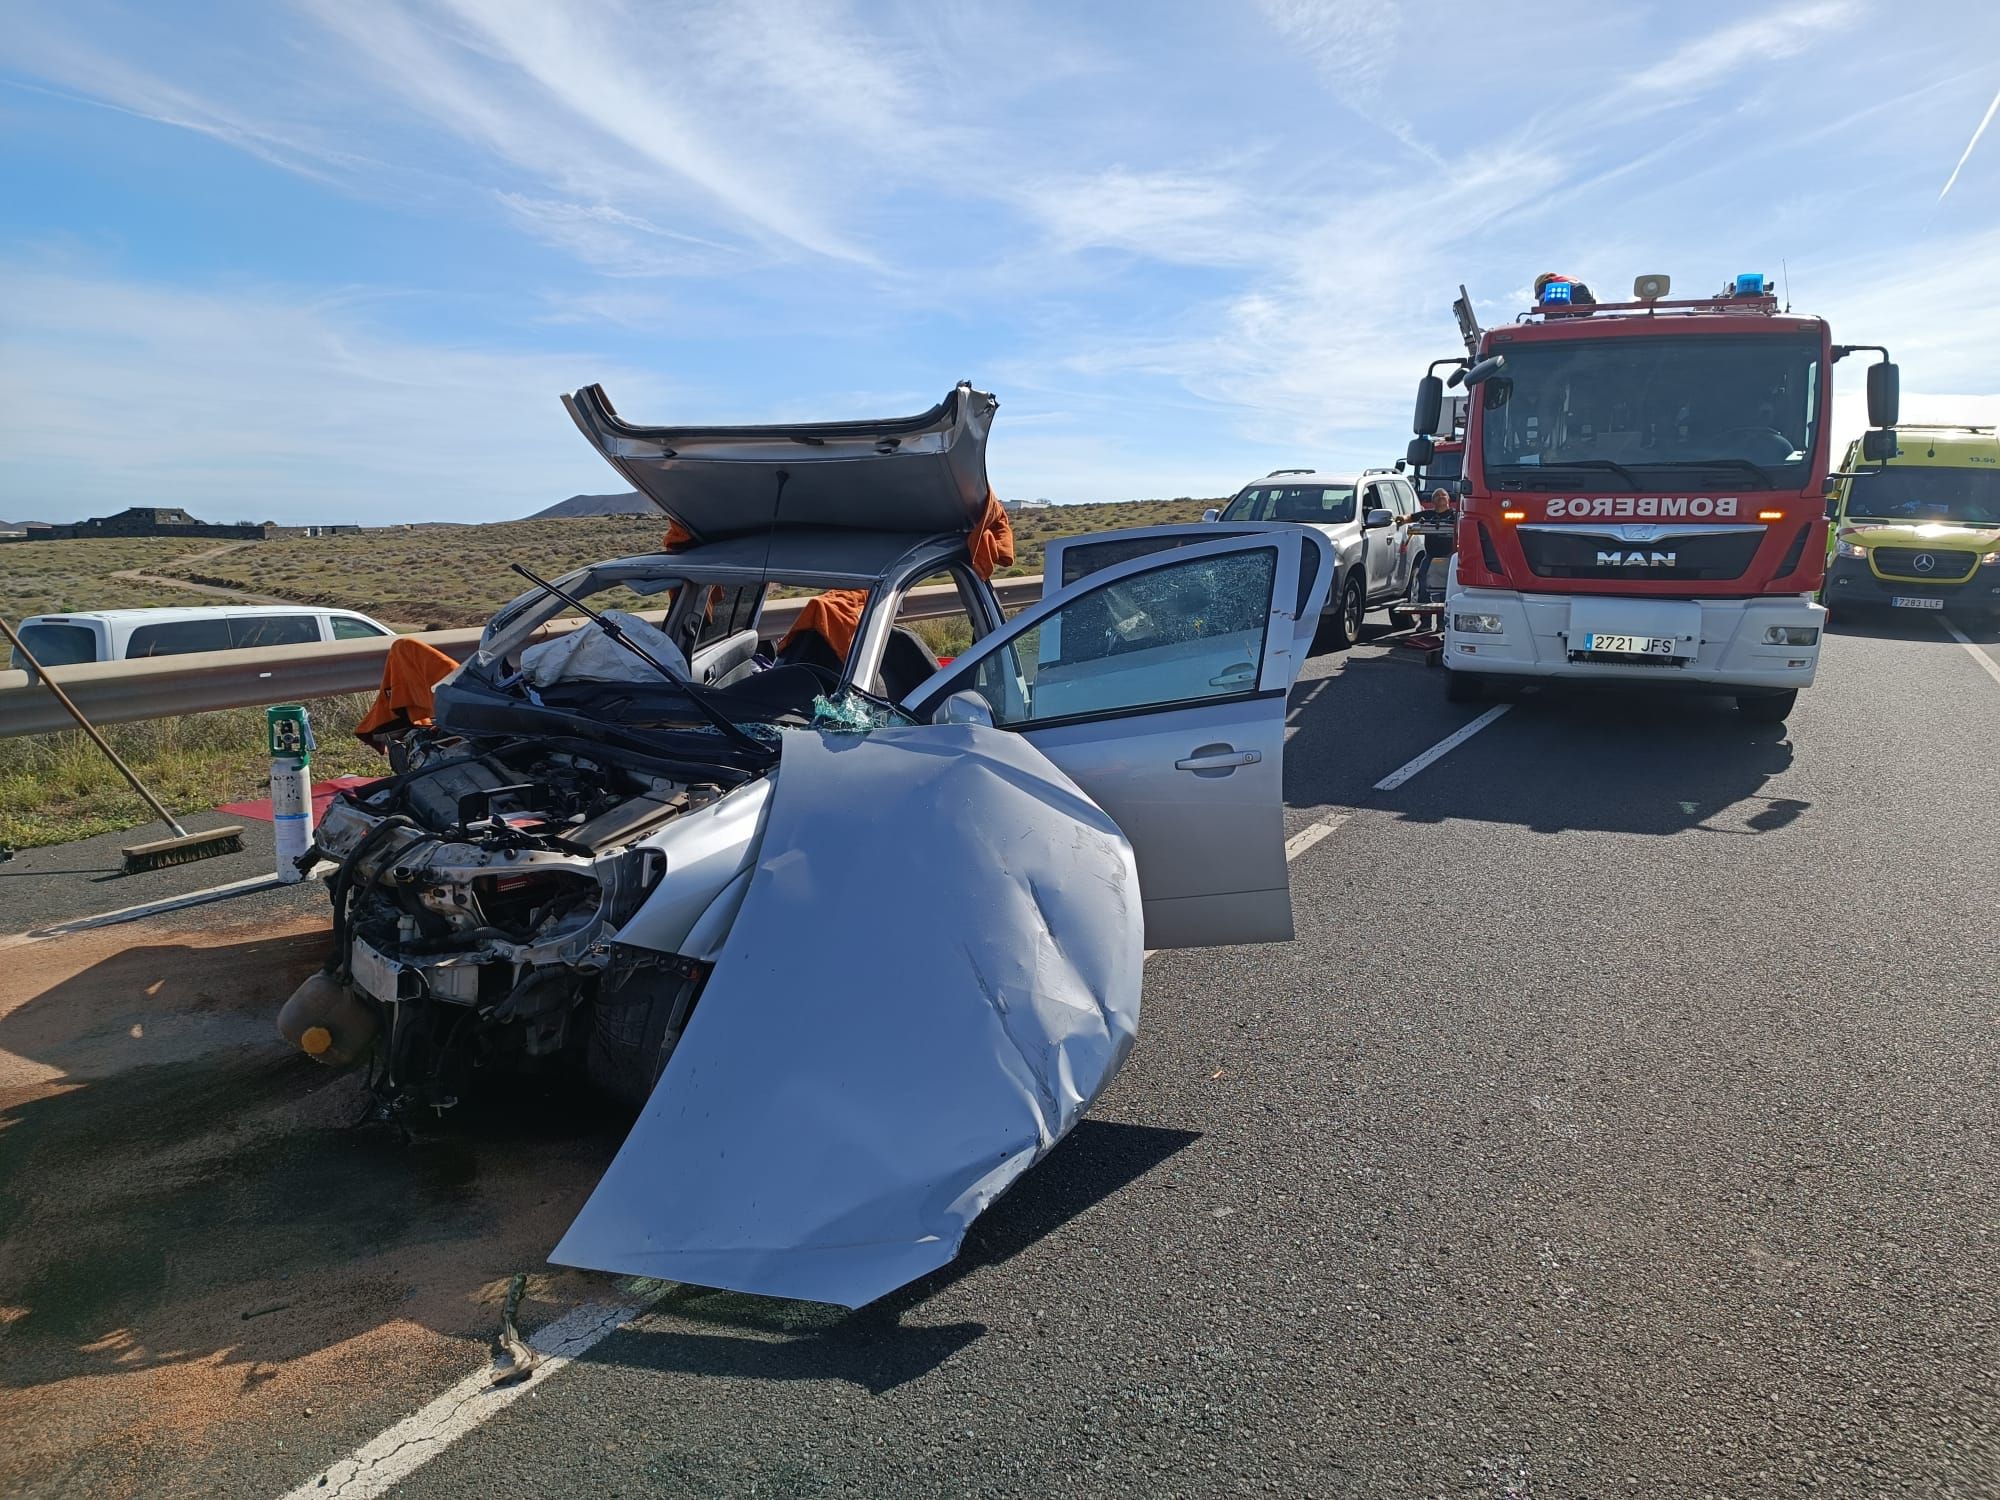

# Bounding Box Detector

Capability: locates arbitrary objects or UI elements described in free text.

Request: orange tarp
[778,492,1015,661]
[354,637,460,747]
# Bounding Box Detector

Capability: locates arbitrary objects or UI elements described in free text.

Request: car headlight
[1835,541,1867,559]
[1452,612,1505,635]
[1982,551,2000,568]
[1762,625,1820,646]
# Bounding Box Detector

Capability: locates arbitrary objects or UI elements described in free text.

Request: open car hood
[563,382,998,544]
[550,723,1143,1307]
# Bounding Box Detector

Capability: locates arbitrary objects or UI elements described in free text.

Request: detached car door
[906,529,1327,949]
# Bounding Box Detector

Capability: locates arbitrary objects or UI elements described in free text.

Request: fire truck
[1408,273,1900,721]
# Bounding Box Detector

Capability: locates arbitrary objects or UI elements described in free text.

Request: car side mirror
[1406,435,1435,468]
[1413,374,1444,436]
[1202,507,1220,523]
[1867,361,1900,428]
[1861,429,1899,463]
[933,689,995,728]
[1824,494,1842,520]
[1364,508,1393,530]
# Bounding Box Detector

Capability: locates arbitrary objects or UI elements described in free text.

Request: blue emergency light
[1540,279,1574,306]
[1733,272,1767,296]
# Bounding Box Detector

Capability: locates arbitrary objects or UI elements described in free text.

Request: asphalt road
[2,607,1995,1498]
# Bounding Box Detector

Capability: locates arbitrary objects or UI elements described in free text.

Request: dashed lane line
[1371,703,1513,792]
[1937,616,2000,689]
[275,1287,667,1500]
[1284,812,1352,861]
[276,805,1364,1496]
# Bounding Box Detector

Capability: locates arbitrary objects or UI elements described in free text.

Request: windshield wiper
[508,563,776,762]
[1495,458,1646,491]
[1645,457,1778,489]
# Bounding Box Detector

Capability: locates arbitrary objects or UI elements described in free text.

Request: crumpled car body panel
[549,722,1143,1307]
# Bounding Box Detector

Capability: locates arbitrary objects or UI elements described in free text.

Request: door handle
[1175,747,1262,772]
[1208,662,1257,688]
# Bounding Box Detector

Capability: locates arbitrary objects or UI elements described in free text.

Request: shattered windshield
[1847,466,2000,525]
[1480,334,1822,490]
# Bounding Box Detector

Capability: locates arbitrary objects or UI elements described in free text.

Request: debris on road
[490,1273,540,1387]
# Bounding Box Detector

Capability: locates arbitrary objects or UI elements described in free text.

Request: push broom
[2,616,244,872]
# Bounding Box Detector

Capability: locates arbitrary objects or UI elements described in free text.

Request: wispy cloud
[1627,0,1859,96]
[1938,84,2000,201]
[1020,168,1260,265]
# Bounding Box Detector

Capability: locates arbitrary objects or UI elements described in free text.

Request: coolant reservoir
[277,971,379,1067]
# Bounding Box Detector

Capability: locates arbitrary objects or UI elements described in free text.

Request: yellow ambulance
[1824,424,2000,623]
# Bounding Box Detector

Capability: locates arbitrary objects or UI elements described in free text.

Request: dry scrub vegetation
[1,499,1219,847]
[0,694,382,849]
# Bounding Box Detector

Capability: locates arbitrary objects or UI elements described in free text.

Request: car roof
[563,382,997,545]
[1233,470,1385,489]
[26,606,372,624]
[1872,426,2000,466]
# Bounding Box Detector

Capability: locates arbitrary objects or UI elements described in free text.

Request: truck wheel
[1736,690,1797,723]
[1321,574,1366,651]
[1444,668,1482,703]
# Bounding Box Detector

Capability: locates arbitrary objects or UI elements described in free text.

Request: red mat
[216,775,381,823]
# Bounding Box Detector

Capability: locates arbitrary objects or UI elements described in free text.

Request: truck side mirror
[1460,354,1507,388]
[1406,436,1435,468]
[1364,508,1393,530]
[1867,361,1900,428]
[1202,507,1220,523]
[1413,375,1443,437]
[1861,429,1899,463]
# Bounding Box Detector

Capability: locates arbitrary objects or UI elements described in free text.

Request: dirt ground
[0,904,629,1498]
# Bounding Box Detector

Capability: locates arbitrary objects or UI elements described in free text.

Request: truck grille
[1871,547,1978,582]
[1519,527,1762,582]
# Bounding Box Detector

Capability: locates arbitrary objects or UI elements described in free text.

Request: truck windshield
[1846,466,2000,524]
[1479,334,1822,491]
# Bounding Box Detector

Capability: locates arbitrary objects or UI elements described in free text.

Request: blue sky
[3,0,1997,525]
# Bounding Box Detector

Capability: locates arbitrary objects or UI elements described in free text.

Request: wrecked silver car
[284,384,1331,1305]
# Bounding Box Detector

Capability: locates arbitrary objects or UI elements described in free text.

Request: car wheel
[1444,668,1483,703]
[1324,573,1366,650]
[586,961,707,1111]
[1736,689,1797,723]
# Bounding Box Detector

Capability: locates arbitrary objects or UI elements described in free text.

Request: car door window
[958,546,1278,728]
[126,618,231,657]
[229,615,320,649]
[331,615,389,640]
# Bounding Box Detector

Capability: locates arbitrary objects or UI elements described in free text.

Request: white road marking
[1284,812,1351,861]
[1937,616,2000,689]
[1372,704,1513,792]
[275,1286,666,1500]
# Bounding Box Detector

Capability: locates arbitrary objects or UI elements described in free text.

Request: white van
[9,606,394,668]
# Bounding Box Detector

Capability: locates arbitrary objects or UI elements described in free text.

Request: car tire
[1444,668,1483,703]
[586,961,706,1111]
[1323,573,1366,651]
[1736,689,1797,723]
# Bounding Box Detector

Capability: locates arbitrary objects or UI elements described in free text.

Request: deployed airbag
[550,723,1144,1307]
[521,610,689,687]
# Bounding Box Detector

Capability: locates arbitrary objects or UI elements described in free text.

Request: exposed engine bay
[296,717,771,1118]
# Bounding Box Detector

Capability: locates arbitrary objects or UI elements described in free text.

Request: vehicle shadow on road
[1356,691,1806,837]
[596,1119,1201,1395]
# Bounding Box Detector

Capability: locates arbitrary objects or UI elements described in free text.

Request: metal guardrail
[0,576,1045,738]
